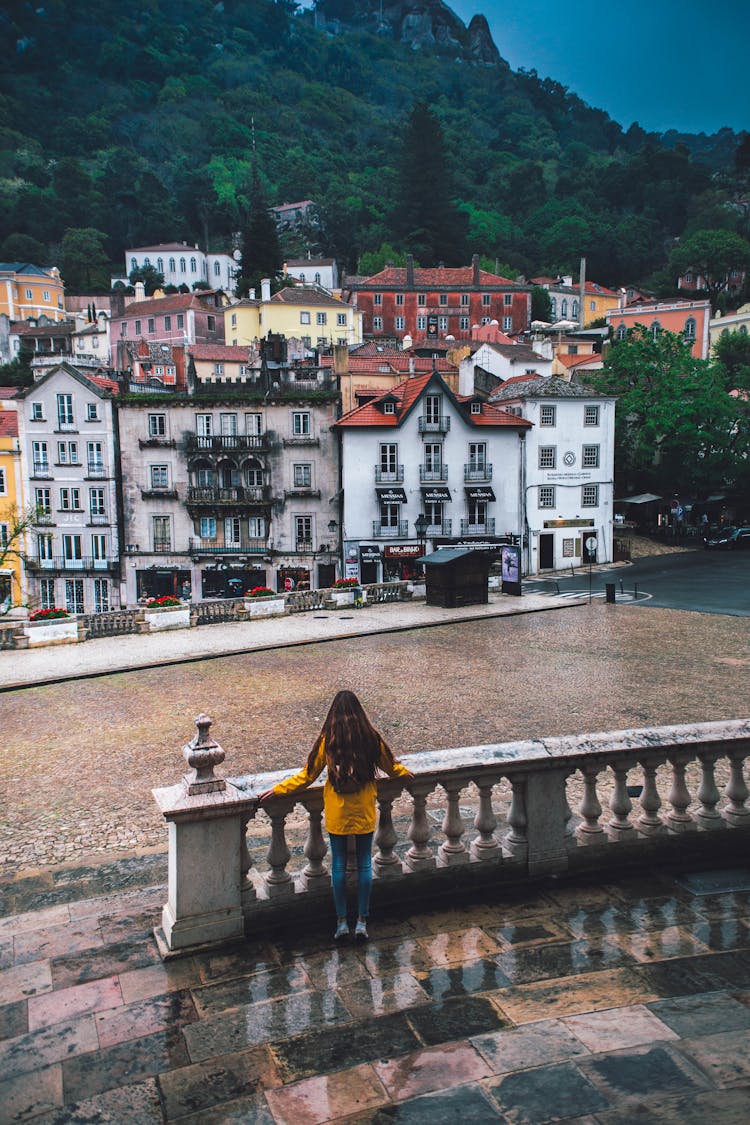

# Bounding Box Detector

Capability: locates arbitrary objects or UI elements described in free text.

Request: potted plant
[24,606,79,646]
[242,586,286,618]
[142,594,191,631]
[328,576,363,608]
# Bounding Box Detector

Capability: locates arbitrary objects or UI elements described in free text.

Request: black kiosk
[417,547,497,608]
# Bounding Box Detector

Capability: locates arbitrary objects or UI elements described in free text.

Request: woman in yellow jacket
[260,690,411,941]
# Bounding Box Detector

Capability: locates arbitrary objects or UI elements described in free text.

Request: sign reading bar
[359,545,381,564]
[543,518,595,529]
[376,486,407,503]
[421,485,451,503]
[465,485,496,501]
[384,544,423,559]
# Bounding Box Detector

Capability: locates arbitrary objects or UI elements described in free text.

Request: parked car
[704,526,750,549]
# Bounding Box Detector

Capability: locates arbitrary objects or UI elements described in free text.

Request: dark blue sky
[449,0,748,135]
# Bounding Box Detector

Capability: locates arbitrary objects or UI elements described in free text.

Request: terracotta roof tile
[0,387,21,399]
[114,292,222,318]
[270,287,348,307]
[0,410,19,437]
[359,266,524,288]
[336,371,531,429]
[189,344,253,361]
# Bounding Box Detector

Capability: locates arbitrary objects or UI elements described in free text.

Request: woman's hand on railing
[258,788,277,803]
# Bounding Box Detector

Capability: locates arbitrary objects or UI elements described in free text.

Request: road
[526,550,750,616]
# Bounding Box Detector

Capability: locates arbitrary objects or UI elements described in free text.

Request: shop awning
[616,493,662,504]
[465,485,496,501]
[376,486,407,503]
[421,485,452,503]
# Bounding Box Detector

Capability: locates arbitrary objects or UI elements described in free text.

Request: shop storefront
[137,567,192,601]
[201,565,266,600]
[358,544,381,585]
[383,543,423,580]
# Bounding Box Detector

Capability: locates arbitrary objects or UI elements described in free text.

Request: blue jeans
[329,832,373,919]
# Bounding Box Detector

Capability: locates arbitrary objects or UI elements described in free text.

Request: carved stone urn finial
[182,713,227,795]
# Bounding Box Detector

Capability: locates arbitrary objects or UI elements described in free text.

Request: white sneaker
[355,919,368,941]
[334,920,349,941]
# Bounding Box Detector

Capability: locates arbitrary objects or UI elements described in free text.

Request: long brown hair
[307,690,396,791]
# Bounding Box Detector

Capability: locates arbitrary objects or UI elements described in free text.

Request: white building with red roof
[334,370,532,582]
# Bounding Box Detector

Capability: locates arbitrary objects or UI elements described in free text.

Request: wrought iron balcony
[424,520,452,536]
[374,465,404,483]
[86,464,107,479]
[189,538,267,557]
[464,463,493,482]
[418,415,451,435]
[26,555,118,572]
[372,520,409,538]
[32,462,51,478]
[419,465,448,482]
[187,486,270,506]
[185,433,269,453]
[459,519,496,536]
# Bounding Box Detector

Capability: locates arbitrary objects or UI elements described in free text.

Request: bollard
[605,583,616,604]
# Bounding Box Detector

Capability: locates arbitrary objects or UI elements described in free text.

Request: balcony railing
[187,486,270,505]
[185,434,268,452]
[425,519,452,536]
[464,463,493,482]
[372,520,409,538]
[86,464,107,479]
[460,519,496,536]
[189,538,267,556]
[153,539,173,553]
[154,717,750,952]
[374,465,404,483]
[89,512,109,525]
[419,465,448,482]
[26,556,118,572]
[418,415,451,435]
[295,540,315,553]
[32,462,51,477]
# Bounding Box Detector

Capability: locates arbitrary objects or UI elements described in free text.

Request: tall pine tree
[236,159,283,298]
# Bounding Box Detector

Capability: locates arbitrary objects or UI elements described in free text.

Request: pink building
[111,291,227,369]
[606,299,711,359]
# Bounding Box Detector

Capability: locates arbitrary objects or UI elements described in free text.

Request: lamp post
[414,513,428,577]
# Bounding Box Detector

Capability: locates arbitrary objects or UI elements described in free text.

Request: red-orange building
[606,299,711,359]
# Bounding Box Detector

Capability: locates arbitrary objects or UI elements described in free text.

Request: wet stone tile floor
[1,855,750,1123]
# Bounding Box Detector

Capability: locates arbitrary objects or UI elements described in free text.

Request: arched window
[214,261,220,276]
[314,272,321,284]
[180,257,186,273]
[561,298,568,318]
[245,458,264,487]
[721,328,729,337]
[616,323,627,341]
[571,299,579,318]
[144,256,150,266]
[549,297,557,318]
[157,257,164,272]
[651,321,662,341]
[190,257,197,273]
[684,317,696,341]
[169,257,176,271]
[219,459,239,488]
[192,460,214,488]
[130,257,138,271]
[740,325,748,336]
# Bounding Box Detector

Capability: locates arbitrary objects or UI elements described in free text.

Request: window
[40,578,55,609]
[373,293,382,306]
[393,316,403,330]
[684,317,696,341]
[65,578,84,614]
[57,394,74,427]
[157,257,164,272]
[590,300,596,312]
[25,287,33,300]
[153,515,171,551]
[439,294,448,306]
[438,316,448,331]
[572,300,579,318]
[176,313,184,330]
[504,293,513,306]
[220,413,237,436]
[584,405,600,426]
[539,446,556,469]
[86,403,99,421]
[231,313,237,328]
[293,463,312,488]
[190,257,197,273]
[471,402,481,415]
[93,579,109,613]
[337,313,347,326]
[148,414,166,438]
[295,514,313,548]
[121,323,128,338]
[150,465,169,489]
[301,336,311,348]
[424,501,443,528]
[481,317,491,326]
[582,444,600,468]
[482,294,491,307]
[373,317,383,331]
[550,298,557,318]
[144,257,151,266]
[32,440,49,473]
[395,294,404,306]
[651,321,662,341]
[538,486,555,508]
[147,318,155,333]
[214,261,221,277]
[207,315,216,331]
[316,312,327,325]
[245,413,263,436]
[60,487,81,510]
[91,533,107,561]
[300,311,311,324]
[179,257,186,273]
[62,533,82,562]
[417,316,426,331]
[379,502,400,529]
[460,316,469,330]
[87,441,103,472]
[417,294,426,306]
[169,257,176,271]
[196,414,213,437]
[425,395,441,424]
[135,320,142,335]
[503,316,513,331]
[31,402,44,420]
[467,498,487,525]
[461,294,470,306]
[582,484,599,506]
[43,289,50,302]
[224,516,241,547]
[540,405,556,426]
[292,412,310,436]
[38,534,53,560]
[35,487,51,514]
[56,441,78,465]
[383,401,395,415]
[0,469,5,496]
[616,323,627,341]
[213,363,224,376]
[468,442,486,472]
[424,442,442,472]
[200,517,216,539]
[248,516,265,539]
[561,299,568,319]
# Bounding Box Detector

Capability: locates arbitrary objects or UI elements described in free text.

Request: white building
[119,243,238,294]
[17,363,121,613]
[335,371,531,583]
[489,376,616,572]
[284,258,339,292]
[459,341,553,392]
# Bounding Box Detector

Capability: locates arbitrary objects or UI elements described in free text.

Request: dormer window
[471,402,481,415]
[383,401,395,414]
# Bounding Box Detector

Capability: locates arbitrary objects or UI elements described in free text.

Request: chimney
[333,344,349,376]
[406,254,414,288]
[261,278,271,302]
[408,356,415,376]
[134,281,146,301]
[472,253,480,286]
[249,288,256,300]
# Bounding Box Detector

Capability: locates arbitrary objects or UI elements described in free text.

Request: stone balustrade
[152,717,750,956]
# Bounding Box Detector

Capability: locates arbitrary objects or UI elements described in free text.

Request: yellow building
[0,405,26,608]
[225,284,362,349]
[0,263,66,322]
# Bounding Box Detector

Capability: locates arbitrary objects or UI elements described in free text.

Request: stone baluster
[405,781,436,871]
[723,749,750,826]
[696,751,725,830]
[607,762,634,840]
[636,757,664,835]
[300,792,328,890]
[471,776,501,862]
[576,762,605,844]
[438,779,468,866]
[240,812,257,912]
[504,775,528,859]
[563,769,577,844]
[374,790,402,879]
[665,753,696,833]
[264,801,295,896]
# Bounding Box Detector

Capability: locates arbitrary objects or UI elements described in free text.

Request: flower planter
[142,604,191,632]
[328,589,358,608]
[24,616,79,646]
[242,596,287,619]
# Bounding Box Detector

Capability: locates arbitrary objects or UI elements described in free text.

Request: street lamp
[414,514,428,564]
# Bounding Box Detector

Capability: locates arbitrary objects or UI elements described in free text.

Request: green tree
[530,286,552,322]
[129,264,165,295]
[236,160,282,298]
[669,230,750,312]
[713,329,750,392]
[357,243,410,276]
[59,228,111,293]
[591,326,740,497]
[0,233,46,263]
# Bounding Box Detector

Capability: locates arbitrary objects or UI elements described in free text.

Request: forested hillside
[1,0,747,291]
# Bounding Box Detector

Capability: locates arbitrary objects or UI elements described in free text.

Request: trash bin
[605,583,616,604]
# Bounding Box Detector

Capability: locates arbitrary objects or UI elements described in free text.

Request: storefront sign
[465,485,496,501]
[376,486,407,503]
[421,486,452,503]
[359,545,381,564]
[543,519,595,529]
[384,544,423,559]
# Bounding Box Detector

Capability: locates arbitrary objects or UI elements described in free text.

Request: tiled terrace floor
[1,856,750,1123]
